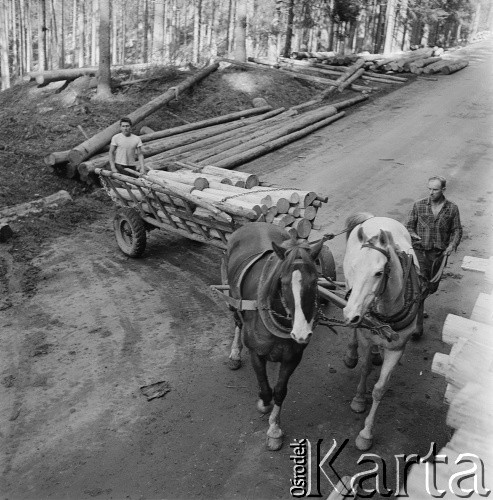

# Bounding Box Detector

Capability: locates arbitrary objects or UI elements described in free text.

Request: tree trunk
[59,0,65,68]
[78,0,84,67]
[96,0,112,99]
[383,0,397,54]
[282,0,295,58]
[71,0,77,65]
[0,0,10,90]
[25,0,33,72]
[212,112,345,170]
[111,0,117,64]
[142,0,149,62]
[50,0,59,69]
[91,0,98,66]
[69,63,220,166]
[233,0,247,61]
[0,191,73,222]
[152,0,164,63]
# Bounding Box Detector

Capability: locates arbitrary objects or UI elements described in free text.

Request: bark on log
[271,214,295,228]
[44,150,70,166]
[26,67,99,85]
[143,110,289,169]
[79,112,283,176]
[211,112,345,170]
[422,60,452,74]
[139,126,155,135]
[338,68,365,92]
[68,63,220,166]
[440,60,469,75]
[219,57,370,92]
[320,59,366,98]
[0,190,73,222]
[138,106,274,142]
[184,112,300,164]
[199,104,338,166]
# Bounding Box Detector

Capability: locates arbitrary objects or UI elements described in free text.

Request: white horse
[342,213,421,451]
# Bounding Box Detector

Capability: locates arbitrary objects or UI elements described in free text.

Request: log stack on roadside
[278,46,469,78]
[46,88,366,184]
[403,254,493,497]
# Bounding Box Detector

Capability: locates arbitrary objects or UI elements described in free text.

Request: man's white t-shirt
[111,133,143,166]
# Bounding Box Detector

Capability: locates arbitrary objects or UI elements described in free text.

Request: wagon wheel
[315,244,336,280]
[113,207,147,258]
[316,244,336,306]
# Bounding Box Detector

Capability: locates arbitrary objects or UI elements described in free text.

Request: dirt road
[1,40,492,500]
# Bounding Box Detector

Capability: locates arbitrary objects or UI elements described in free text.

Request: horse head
[343,226,396,326]
[270,235,324,343]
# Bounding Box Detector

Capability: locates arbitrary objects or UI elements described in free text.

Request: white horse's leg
[266,404,283,451]
[350,331,372,413]
[228,325,243,370]
[344,328,359,368]
[355,349,403,451]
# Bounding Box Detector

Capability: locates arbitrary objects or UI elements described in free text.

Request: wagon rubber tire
[315,244,336,281]
[113,208,147,258]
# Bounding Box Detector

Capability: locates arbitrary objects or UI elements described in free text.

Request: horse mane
[345,212,375,240]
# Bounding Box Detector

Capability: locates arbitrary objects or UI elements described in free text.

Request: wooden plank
[461,255,490,272]
[471,293,493,325]
[442,313,493,347]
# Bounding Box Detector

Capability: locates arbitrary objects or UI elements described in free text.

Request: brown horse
[224,222,324,450]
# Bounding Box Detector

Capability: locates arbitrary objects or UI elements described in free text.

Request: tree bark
[233,0,247,61]
[211,111,345,170]
[0,0,10,90]
[68,63,220,166]
[96,0,112,99]
[0,190,73,222]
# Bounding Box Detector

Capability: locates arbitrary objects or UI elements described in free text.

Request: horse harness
[223,248,320,340]
[359,242,422,331]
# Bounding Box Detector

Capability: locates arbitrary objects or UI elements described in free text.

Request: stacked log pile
[47,90,366,184]
[279,46,469,77]
[97,165,327,246]
[403,254,493,497]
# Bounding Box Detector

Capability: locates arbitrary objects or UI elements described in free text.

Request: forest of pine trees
[1,0,492,91]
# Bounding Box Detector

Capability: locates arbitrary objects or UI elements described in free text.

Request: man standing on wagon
[405,175,462,340]
[109,117,146,175]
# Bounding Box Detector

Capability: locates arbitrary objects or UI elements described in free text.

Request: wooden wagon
[95,166,336,277]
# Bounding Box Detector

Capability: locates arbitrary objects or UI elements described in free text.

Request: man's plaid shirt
[405,197,462,251]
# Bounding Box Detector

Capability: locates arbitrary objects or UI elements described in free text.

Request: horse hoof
[257,400,273,414]
[371,352,383,366]
[267,436,283,451]
[355,434,373,451]
[228,358,242,370]
[350,397,366,413]
[344,354,358,369]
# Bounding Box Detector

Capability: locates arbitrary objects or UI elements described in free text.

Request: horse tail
[345,212,375,240]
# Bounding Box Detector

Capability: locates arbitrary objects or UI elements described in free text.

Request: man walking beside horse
[405,175,462,340]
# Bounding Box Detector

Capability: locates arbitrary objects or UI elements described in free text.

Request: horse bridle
[361,242,391,297]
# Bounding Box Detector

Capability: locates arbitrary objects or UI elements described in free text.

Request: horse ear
[379,229,390,246]
[357,226,366,243]
[310,239,324,260]
[272,241,287,260]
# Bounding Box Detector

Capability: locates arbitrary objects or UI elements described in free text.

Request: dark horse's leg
[251,349,303,451]
[250,352,273,414]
